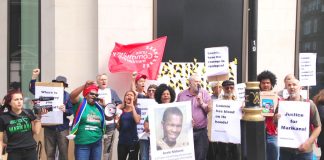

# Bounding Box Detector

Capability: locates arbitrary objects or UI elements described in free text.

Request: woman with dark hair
[70,81,106,160]
[0,90,45,160]
[116,90,141,160]
[154,84,176,104]
[313,89,324,160]
[141,84,176,159]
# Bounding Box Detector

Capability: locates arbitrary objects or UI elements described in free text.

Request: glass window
[298,0,324,98]
[8,0,40,107]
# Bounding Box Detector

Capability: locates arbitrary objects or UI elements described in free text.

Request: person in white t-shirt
[97,73,122,160]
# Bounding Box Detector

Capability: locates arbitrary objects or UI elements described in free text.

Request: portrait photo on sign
[262,99,274,113]
[148,101,195,160]
[155,106,189,150]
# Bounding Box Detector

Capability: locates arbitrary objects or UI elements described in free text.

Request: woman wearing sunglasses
[70,81,106,160]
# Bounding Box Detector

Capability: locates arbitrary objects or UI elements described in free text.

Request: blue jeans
[75,139,102,160]
[266,134,279,160]
[193,127,209,160]
[280,148,313,160]
[139,139,150,160]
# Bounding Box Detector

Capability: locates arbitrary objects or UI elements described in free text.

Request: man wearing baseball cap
[29,68,73,160]
[131,72,147,98]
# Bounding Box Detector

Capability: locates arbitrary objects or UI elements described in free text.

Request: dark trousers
[44,128,69,160]
[193,128,209,160]
[117,142,140,160]
[7,148,37,160]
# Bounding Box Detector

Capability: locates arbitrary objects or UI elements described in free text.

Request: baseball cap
[222,80,234,87]
[135,74,147,83]
[52,76,68,87]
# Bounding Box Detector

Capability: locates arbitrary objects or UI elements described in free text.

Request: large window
[298,0,324,98]
[8,0,40,106]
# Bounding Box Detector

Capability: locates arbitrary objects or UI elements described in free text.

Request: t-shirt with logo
[73,98,103,144]
[0,109,37,152]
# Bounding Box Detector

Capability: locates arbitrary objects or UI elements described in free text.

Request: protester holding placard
[0,90,46,160]
[275,78,321,160]
[213,80,240,160]
[29,68,73,160]
[257,70,279,160]
[139,84,158,160]
[142,84,176,156]
[70,81,106,160]
[177,73,212,160]
[313,89,324,160]
[116,90,141,160]
[96,73,122,160]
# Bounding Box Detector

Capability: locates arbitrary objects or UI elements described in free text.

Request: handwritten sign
[205,46,229,77]
[299,53,317,86]
[278,101,310,148]
[35,82,64,125]
[209,100,242,144]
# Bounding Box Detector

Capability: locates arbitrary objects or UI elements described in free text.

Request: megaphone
[104,103,117,117]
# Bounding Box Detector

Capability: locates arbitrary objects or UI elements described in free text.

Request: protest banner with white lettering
[299,53,317,86]
[149,101,195,160]
[204,46,229,77]
[209,100,242,144]
[35,82,64,125]
[278,101,310,148]
[137,99,157,140]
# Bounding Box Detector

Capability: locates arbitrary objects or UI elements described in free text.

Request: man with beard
[177,73,212,160]
[275,78,321,160]
[96,73,122,160]
[157,107,186,150]
[212,80,240,160]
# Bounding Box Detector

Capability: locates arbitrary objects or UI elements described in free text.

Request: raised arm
[29,68,40,95]
[70,80,95,104]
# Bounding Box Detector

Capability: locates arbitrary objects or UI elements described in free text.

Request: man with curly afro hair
[257,70,279,160]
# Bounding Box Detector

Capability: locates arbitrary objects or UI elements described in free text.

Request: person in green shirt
[70,81,106,160]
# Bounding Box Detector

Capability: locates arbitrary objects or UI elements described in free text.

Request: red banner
[108,36,167,80]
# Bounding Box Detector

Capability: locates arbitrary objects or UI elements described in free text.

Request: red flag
[108,36,167,80]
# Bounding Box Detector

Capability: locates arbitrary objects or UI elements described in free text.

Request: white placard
[35,83,64,125]
[235,83,246,102]
[299,53,317,86]
[137,99,157,140]
[205,46,229,77]
[149,101,195,160]
[278,101,310,148]
[210,100,242,143]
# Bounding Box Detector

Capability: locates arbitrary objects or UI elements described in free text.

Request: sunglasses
[89,92,99,97]
[224,86,234,90]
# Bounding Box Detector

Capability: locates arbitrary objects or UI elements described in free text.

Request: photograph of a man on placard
[149,101,195,160]
[156,107,187,150]
[262,99,274,113]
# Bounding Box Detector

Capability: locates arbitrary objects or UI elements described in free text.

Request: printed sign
[260,91,278,116]
[278,101,310,148]
[149,101,195,160]
[35,82,64,125]
[137,99,157,140]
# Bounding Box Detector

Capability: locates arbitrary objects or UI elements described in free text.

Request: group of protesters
[0,68,323,160]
